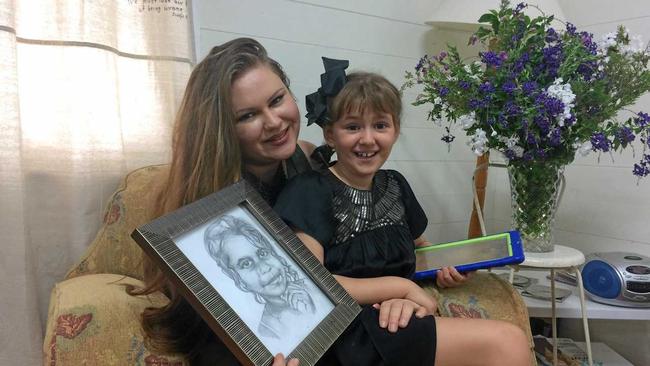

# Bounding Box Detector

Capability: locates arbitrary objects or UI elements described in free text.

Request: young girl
[274,59,531,366]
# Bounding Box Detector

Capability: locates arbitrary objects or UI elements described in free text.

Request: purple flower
[468,99,481,109]
[635,112,650,127]
[415,55,428,72]
[504,100,521,116]
[527,132,538,145]
[536,149,547,160]
[502,80,517,94]
[633,158,650,177]
[564,114,576,126]
[542,44,563,78]
[480,51,503,68]
[459,80,471,90]
[522,81,538,95]
[549,128,562,146]
[439,87,450,97]
[546,28,560,43]
[566,22,577,35]
[534,115,551,134]
[513,53,530,74]
[535,93,564,119]
[479,81,496,94]
[580,31,598,55]
[616,127,636,145]
[591,132,612,152]
[514,2,527,14]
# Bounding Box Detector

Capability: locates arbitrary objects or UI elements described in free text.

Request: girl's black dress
[274,168,437,366]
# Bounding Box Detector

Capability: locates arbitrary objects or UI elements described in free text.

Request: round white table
[510,245,593,366]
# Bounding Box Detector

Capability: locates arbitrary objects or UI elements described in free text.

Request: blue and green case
[413,230,525,280]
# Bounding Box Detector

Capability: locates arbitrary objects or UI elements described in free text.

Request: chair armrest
[43,273,187,365]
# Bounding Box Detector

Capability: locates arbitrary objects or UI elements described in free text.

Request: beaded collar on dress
[325,169,407,244]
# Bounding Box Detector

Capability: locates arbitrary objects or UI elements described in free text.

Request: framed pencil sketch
[131,179,360,366]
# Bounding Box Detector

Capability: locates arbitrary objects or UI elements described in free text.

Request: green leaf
[478,13,497,24]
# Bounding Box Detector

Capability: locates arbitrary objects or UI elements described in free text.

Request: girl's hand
[373,298,428,333]
[403,281,438,315]
[273,353,299,366]
[436,267,474,288]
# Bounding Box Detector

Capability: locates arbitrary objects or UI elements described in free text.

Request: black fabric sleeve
[390,170,428,239]
[274,171,334,246]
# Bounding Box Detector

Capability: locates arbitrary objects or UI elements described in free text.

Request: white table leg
[550,269,558,366]
[573,266,593,366]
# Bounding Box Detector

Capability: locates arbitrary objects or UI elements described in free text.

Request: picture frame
[131,179,361,366]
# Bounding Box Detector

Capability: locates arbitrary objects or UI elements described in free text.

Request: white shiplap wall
[194,0,480,244]
[194,1,650,364]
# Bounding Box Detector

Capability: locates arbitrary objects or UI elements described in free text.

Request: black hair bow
[305,57,349,127]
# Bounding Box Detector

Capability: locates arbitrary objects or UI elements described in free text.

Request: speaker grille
[582,260,621,299]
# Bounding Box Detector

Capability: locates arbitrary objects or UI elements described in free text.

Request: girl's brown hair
[131,37,290,359]
[329,71,402,128]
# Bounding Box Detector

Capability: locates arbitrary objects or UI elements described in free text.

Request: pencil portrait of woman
[204,214,317,339]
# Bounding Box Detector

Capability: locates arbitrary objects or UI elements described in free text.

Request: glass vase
[507,161,564,253]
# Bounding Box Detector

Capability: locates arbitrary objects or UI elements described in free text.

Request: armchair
[43,165,535,365]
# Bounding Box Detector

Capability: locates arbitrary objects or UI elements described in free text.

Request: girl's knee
[493,322,531,364]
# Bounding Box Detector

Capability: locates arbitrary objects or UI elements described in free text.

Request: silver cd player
[581,252,650,307]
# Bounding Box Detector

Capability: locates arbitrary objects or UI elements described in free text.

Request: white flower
[468,128,489,156]
[512,145,524,158]
[458,112,477,130]
[498,135,520,149]
[598,32,617,53]
[546,78,576,125]
[575,141,593,156]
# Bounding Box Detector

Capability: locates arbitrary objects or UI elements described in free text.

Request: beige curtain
[0,0,193,363]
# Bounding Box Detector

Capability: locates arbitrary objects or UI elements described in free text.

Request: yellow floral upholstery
[44,164,535,365]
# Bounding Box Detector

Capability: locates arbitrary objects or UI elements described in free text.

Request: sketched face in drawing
[221,234,288,297]
[204,215,302,304]
[203,214,320,343]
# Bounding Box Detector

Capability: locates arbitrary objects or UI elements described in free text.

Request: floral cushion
[420,272,536,365]
[65,165,169,281]
[44,273,188,365]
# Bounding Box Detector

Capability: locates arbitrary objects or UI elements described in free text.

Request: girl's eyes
[257,248,269,258]
[237,257,253,270]
[344,124,360,131]
[375,121,390,129]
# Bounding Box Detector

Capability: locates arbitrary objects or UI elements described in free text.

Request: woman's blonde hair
[133,37,291,359]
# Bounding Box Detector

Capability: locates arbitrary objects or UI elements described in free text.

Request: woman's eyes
[236,112,255,123]
[235,94,284,123]
[270,94,284,106]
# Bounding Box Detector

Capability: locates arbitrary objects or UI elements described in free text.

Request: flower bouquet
[404,1,650,252]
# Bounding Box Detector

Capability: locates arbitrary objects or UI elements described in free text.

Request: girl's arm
[296,231,434,309]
